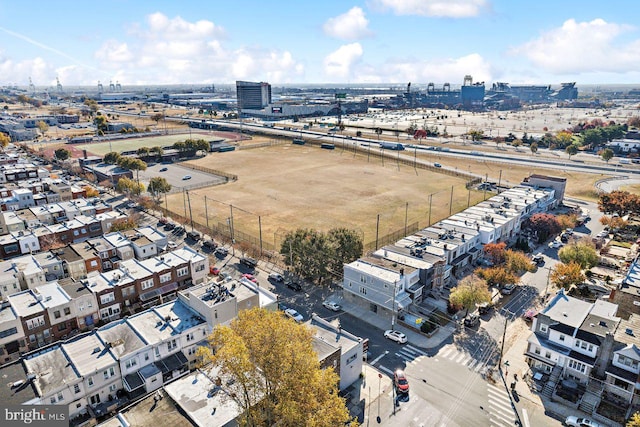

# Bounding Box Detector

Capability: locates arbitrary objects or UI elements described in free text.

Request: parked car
[215,247,229,256]
[548,240,563,248]
[476,301,492,315]
[564,416,602,427]
[158,217,169,225]
[285,279,302,291]
[202,239,217,250]
[383,330,407,344]
[209,266,220,275]
[284,308,304,323]
[532,253,544,266]
[434,162,442,168]
[322,301,342,312]
[182,175,192,180]
[239,257,258,269]
[268,272,284,282]
[242,273,258,283]
[159,167,168,172]
[501,283,517,295]
[167,241,178,250]
[164,222,176,231]
[464,313,480,327]
[186,231,201,241]
[174,226,186,235]
[394,369,410,394]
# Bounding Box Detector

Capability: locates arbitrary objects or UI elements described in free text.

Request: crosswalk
[435,343,496,374]
[486,383,517,427]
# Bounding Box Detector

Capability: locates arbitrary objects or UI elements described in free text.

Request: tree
[325,228,363,279]
[94,114,108,133]
[476,267,518,287]
[598,191,640,216]
[504,249,535,274]
[116,177,145,196]
[449,275,491,316]
[601,148,614,163]
[36,120,49,136]
[150,146,164,160]
[148,177,172,198]
[110,216,139,232]
[627,116,640,129]
[281,229,329,283]
[468,129,484,142]
[551,262,585,290]
[555,131,574,148]
[511,139,522,150]
[565,144,579,159]
[525,213,562,243]
[529,142,538,155]
[556,213,578,230]
[103,151,121,164]
[136,147,150,158]
[54,148,70,161]
[0,132,11,151]
[627,411,640,427]
[118,157,147,184]
[483,242,506,265]
[558,239,599,269]
[83,185,99,198]
[600,215,628,230]
[196,307,354,427]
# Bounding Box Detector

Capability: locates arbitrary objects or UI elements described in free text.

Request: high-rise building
[236,81,271,110]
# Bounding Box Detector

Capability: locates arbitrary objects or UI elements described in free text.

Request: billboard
[271,107,283,113]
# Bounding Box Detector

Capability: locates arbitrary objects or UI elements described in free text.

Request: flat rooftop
[62,332,117,377]
[97,319,148,359]
[98,388,194,427]
[0,360,38,405]
[23,345,80,397]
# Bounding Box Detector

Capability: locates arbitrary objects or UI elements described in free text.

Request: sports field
[76,132,216,156]
[166,143,485,250]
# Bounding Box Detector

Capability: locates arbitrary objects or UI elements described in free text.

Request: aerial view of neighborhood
[2,1,640,427]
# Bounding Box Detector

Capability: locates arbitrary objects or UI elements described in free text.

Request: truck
[379,142,405,150]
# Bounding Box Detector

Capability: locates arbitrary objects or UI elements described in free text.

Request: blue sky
[1,0,640,87]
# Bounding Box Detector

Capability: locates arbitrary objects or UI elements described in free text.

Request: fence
[180,162,238,182]
[236,139,288,150]
[364,221,420,253]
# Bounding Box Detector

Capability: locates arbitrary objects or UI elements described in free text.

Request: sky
[1,0,640,87]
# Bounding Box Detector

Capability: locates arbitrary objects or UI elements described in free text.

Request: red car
[394,370,409,394]
[210,266,220,275]
[242,273,258,283]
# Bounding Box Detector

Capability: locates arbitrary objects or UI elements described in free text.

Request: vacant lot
[166,143,484,250]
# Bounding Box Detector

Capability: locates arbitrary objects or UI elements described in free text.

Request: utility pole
[428,193,433,226]
[498,314,508,369]
[229,205,235,241]
[204,196,209,229]
[186,190,194,232]
[258,215,263,256]
[375,214,380,250]
[449,185,454,216]
[404,202,408,236]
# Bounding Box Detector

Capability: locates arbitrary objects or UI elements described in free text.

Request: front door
[90,394,101,405]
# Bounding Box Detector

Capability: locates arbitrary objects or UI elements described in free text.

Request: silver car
[384,330,407,344]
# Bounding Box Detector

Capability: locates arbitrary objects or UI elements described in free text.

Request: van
[532,254,544,266]
[619,159,630,165]
[239,257,257,269]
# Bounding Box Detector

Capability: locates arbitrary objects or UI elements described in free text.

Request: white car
[167,241,178,249]
[564,416,602,427]
[501,283,517,295]
[182,175,192,180]
[268,272,284,282]
[322,301,342,312]
[549,240,563,248]
[384,330,408,344]
[284,308,304,323]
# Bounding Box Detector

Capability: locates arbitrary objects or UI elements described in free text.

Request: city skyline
[1,0,640,87]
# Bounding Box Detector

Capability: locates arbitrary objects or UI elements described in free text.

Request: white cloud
[323,43,364,80]
[323,7,373,40]
[512,19,640,75]
[372,0,488,18]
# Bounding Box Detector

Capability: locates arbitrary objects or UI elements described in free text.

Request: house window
[50,397,56,404]
[559,335,565,342]
[167,339,177,351]
[125,358,138,369]
[144,352,150,362]
[109,384,117,392]
[155,347,160,357]
[534,347,540,355]
[346,353,357,364]
[141,279,154,290]
[545,351,551,359]
[54,310,61,319]
[177,267,188,277]
[57,392,64,402]
[539,324,548,333]
[359,286,367,295]
[64,307,71,315]
[186,332,194,342]
[100,292,115,304]
[160,273,171,284]
[88,376,94,387]
[74,384,80,394]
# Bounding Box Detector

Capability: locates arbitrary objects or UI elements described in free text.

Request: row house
[85,267,134,323]
[118,258,154,313]
[11,254,47,290]
[0,233,22,259]
[56,245,88,280]
[32,251,65,282]
[103,232,135,262]
[11,188,35,209]
[0,210,27,235]
[0,300,28,363]
[134,226,168,252]
[7,289,54,350]
[61,281,99,330]
[343,257,418,324]
[36,282,77,341]
[0,164,43,184]
[96,211,125,233]
[15,208,40,229]
[30,203,66,224]
[0,259,22,299]
[123,230,158,260]
[523,290,640,418]
[47,180,73,201]
[172,247,208,286]
[71,239,113,276]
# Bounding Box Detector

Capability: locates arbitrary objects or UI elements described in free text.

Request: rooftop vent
[599,320,607,327]
[626,328,634,336]
[562,312,567,317]
[92,347,100,354]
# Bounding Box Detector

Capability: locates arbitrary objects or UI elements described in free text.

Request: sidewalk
[342,363,394,424]
[336,295,455,350]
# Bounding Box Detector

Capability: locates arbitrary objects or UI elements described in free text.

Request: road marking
[377,365,393,375]
[370,352,387,365]
[522,408,530,427]
[395,352,412,362]
[440,346,453,358]
[405,344,427,356]
[455,353,467,364]
[467,359,478,369]
[475,362,485,372]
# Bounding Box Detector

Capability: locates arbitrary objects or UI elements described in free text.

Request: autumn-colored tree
[504,250,535,275]
[468,129,484,142]
[103,151,121,164]
[599,215,628,230]
[529,141,538,155]
[627,411,640,427]
[483,242,507,265]
[565,144,579,159]
[0,132,10,151]
[627,116,640,128]
[551,262,585,289]
[599,191,640,216]
[147,177,172,199]
[83,185,99,198]
[195,307,355,427]
[600,148,614,163]
[36,120,49,136]
[110,216,139,232]
[556,213,578,230]
[116,177,145,196]
[448,274,491,317]
[558,239,599,269]
[555,131,574,148]
[525,213,562,243]
[476,267,518,287]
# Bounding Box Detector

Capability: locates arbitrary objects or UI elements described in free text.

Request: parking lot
[137,162,226,191]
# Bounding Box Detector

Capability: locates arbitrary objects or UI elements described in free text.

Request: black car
[215,247,229,256]
[174,226,186,235]
[202,240,217,250]
[186,231,201,241]
[164,223,176,231]
[464,314,480,327]
[239,257,258,269]
[285,279,302,291]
